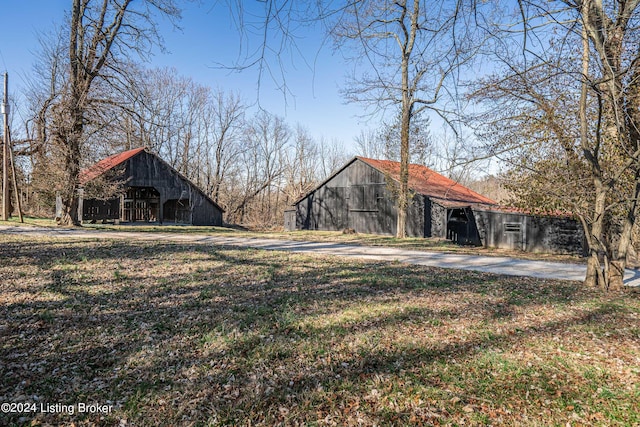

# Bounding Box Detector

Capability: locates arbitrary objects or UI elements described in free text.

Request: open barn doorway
[446,207,481,246]
[123,187,160,223]
[163,199,192,224]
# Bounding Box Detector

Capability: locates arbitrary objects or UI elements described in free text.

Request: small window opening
[504,222,522,233]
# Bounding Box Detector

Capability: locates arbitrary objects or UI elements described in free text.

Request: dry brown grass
[0,234,638,426]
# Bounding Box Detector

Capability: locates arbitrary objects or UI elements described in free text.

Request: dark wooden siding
[430,201,447,238]
[82,198,120,222]
[284,209,296,231]
[474,209,585,254]
[292,159,428,237]
[406,194,425,238]
[83,151,222,226]
[124,151,222,226]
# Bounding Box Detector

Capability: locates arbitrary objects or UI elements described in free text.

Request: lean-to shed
[473,207,586,254]
[78,147,223,226]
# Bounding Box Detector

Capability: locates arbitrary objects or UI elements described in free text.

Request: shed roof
[357,157,497,206]
[474,205,575,218]
[79,147,145,185]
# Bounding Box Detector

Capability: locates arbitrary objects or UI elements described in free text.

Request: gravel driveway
[2,225,638,286]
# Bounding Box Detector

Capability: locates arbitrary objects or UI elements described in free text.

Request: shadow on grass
[0,237,636,426]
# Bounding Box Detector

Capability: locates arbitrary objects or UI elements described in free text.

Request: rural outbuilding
[473,207,586,254]
[285,157,585,254]
[285,156,497,241]
[78,147,223,226]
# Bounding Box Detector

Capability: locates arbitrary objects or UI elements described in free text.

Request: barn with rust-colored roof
[285,157,585,253]
[79,148,223,226]
[285,156,496,240]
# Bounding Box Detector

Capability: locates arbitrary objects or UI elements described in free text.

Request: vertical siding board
[406,193,425,237]
[424,199,432,237]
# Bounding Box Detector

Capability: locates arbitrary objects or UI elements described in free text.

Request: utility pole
[2,72,9,221]
[8,127,23,223]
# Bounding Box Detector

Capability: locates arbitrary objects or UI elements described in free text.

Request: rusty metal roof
[79,147,145,184]
[475,205,575,218]
[357,157,497,206]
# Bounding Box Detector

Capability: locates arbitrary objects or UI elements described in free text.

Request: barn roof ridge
[79,147,146,185]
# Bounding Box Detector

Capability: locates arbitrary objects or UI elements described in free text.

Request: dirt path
[2,225,638,286]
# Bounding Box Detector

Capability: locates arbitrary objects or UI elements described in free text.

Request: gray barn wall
[474,209,585,254]
[429,201,448,239]
[125,152,222,226]
[284,209,296,231]
[293,159,427,237]
[406,194,425,238]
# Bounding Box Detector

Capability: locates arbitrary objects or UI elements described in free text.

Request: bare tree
[229,110,290,226]
[354,128,385,159]
[332,0,483,237]
[205,89,245,205]
[471,0,640,290]
[318,137,351,179]
[52,0,180,225]
[283,125,321,203]
[22,29,68,216]
[355,113,434,166]
[224,0,484,237]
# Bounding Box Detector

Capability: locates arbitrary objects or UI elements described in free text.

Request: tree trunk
[57,109,83,226]
[578,16,603,289]
[584,252,605,288]
[608,179,640,290]
[582,185,607,288]
[396,142,409,238]
[396,103,410,238]
[396,5,412,239]
[608,259,625,290]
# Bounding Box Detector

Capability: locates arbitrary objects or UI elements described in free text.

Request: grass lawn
[1,216,583,264]
[0,234,638,426]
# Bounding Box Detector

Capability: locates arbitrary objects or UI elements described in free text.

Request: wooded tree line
[17,60,349,227]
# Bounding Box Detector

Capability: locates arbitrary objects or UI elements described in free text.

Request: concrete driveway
[1,225,639,286]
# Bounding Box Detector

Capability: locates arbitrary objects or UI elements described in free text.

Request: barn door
[503,221,525,250]
[324,186,348,230]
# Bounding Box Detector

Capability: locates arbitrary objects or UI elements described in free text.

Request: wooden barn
[78,148,223,226]
[285,157,497,240]
[285,157,585,254]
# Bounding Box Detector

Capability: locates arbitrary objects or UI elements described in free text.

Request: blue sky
[0,1,366,151]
